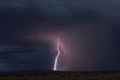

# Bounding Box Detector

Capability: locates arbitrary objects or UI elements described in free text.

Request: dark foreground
[0,70,120,80]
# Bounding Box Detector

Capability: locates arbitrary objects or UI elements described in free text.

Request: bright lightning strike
[53,37,66,71]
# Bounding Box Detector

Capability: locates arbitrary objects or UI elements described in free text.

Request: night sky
[0,0,120,71]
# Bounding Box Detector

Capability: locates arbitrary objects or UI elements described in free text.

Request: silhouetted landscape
[0,70,120,80]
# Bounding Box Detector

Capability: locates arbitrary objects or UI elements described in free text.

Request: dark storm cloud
[0,0,120,71]
[0,0,120,25]
[0,0,120,36]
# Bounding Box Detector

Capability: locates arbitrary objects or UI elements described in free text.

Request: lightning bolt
[53,37,66,71]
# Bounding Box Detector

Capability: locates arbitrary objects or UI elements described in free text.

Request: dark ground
[0,70,120,80]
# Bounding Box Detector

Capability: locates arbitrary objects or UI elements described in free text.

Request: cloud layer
[0,0,119,71]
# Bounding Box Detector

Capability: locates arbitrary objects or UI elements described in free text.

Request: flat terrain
[0,71,120,80]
